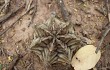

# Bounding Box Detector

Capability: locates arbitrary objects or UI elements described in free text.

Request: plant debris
[7,54,23,70]
[71,45,101,70]
[0,0,109,70]
[96,0,110,53]
[56,0,69,21]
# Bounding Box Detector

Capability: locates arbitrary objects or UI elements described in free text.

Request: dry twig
[0,3,25,24]
[96,0,110,53]
[28,0,37,27]
[0,0,10,14]
[56,0,69,21]
[7,54,23,70]
[0,3,34,36]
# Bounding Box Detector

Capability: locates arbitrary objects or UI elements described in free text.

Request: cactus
[30,16,81,69]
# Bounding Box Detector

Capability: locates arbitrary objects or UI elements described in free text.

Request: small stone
[82,30,88,36]
[87,14,91,18]
[21,28,26,32]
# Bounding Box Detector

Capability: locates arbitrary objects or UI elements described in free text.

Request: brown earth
[0,0,110,70]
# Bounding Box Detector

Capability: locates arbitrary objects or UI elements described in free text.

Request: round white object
[71,45,101,70]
